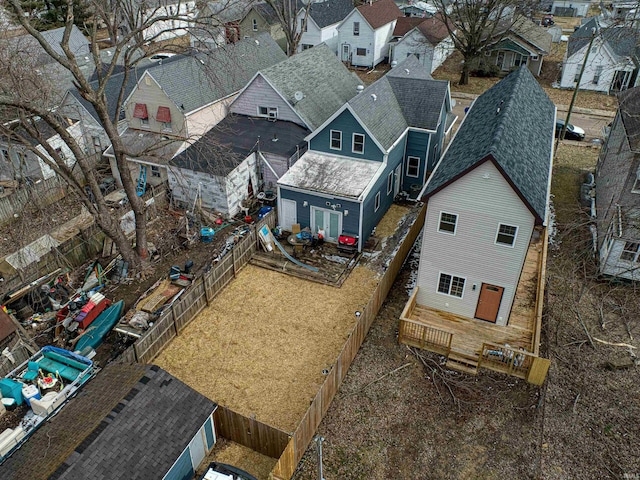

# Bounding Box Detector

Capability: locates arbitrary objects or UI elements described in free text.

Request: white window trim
[406,156,420,178]
[437,272,466,299]
[495,223,518,247]
[257,106,278,118]
[252,18,258,31]
[330,130,342,150]
[387,171,394,195]
[620,241,640,262]
[438,211,457,235]
[140,117,150,128]
[374,191,380,212]
[352,133,365,154]
[353,21,359,36]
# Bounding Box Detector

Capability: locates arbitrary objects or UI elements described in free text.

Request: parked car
[198,462,258,480]
[555,119,585,141]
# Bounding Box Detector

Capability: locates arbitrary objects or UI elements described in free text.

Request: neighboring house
[277,55,455,248]
[167,43,359,213]
[389,14,454,73]
[412,65,554,328]
[118,0,198,43]
[103,33,286,188]
[190,0,256,48]
[337,0,402,67]
[559,18,640,94]
[295,0,354,53]
[399,1,437,18]
[550,0,591,17]
[607,1,640,25]
[0,363,218,480]
[595,86,640,280]
[239,1,294,51]
[481,18,552,77]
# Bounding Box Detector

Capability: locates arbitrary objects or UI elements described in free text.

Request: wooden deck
[399,227,550,383]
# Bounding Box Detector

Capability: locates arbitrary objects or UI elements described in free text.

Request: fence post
[204,272,212,305]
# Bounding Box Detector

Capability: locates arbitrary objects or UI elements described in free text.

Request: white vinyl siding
[338,10,395,68]
[415,161,535,326]
[437,272,466,298]
[438,212,457,234]
[495,223,518,246]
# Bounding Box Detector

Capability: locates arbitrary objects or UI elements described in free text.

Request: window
[151,165,161,178]
[406,156,420,178]
[352,133,365,153]
[330,130,342,150]
[374,191,380,212]
[252,18,258,31]
[574,69,580,83]
[141,117,149,126]
[387,171,394,194]
[437,273,465,298]
[356,47,366,56]
[353,22,359,36]
[300,18,307,32]
[438,212,457,234]
[302,44,313,50]
[593,65,603,84]
[162,121,172,131]
[258,106,278,118]
[620,241,640,262]
[496,224,518,246]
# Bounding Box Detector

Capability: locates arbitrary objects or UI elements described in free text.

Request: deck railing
[398,317,453,356]
[478,342,533,379]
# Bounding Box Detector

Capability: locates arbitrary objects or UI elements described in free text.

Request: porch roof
[278,151,382,200]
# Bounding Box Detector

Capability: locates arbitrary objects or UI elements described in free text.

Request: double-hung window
[496,224,518,246]
[252,18,258,31]
[406,156,420,177]
[593,65,603,84]
[330,130,342,150]
[352,133,365,154]
[438,212,457,234]
[438,273,465,298]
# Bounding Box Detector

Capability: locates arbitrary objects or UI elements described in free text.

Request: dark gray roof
[567,17,599,57]
[569,18,640,61]
[171,114,308,175]
[254,2,280,24]
[423,67,555,223]
[618,86,640,151]
[202,0,256,23]
[146,33,286,113]
[307,0,354,28]
[56,365,216,480]
[258,43,361,129]
[347,55,448,150]
[39,25,90,58]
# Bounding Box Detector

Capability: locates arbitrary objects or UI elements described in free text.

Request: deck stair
[445,350,479,375]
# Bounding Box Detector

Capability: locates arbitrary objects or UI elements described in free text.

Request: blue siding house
[277,55,456,250]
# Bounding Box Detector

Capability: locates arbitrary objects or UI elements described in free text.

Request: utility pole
[556,27,598,153]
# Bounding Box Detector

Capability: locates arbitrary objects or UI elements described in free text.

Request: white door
[189,433,206,472]
[341,44,350,62]
[280,199,297,230]
[394,164,402,197]
[311,207,342,242]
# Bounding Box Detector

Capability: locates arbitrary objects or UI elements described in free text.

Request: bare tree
[0,0,231,272]
[262,0,311,55]
[431,0,540,85]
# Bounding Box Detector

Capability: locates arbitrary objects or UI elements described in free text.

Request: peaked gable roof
[347,55,448,149]
[35,24,90,60]
[568,18,640,61]
[258,43,361,129]
[356,0,401,29]
[307,0,354,28]
[507,18,552,54]
[423,67,555,223]
[618,86,640,151]
[145,33,286,113]
[393,16,424,37]
[394,14,451,45]
[567,17,599,57]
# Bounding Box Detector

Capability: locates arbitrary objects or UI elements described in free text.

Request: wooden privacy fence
[271,203,427,480]
[0,176,66,227]
[118,212,277,364]
[214,406,291,460]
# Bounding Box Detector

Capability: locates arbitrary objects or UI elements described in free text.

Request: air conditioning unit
[268,111,277,121]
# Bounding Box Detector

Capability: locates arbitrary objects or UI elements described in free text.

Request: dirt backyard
[288,144,640,480]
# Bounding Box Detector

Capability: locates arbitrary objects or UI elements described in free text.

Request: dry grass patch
[155,264,379,431]
[373,205,410,239]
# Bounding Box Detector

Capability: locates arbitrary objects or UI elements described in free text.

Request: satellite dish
[294,91,304,102]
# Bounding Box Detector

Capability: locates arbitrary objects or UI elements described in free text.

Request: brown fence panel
[271,437,296,480]
[115,345,138,364]
[214,406,290,459]
[134,310,177,363]
[174,278,208,333]
[206,253,236,300]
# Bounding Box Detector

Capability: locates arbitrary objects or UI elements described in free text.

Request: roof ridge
[488,67,524,157]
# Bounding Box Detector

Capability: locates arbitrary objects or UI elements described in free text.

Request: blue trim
[165,447,194,480]
[204,417,215,449]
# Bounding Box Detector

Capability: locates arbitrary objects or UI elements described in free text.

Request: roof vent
[293,91,304,102]
[391,60,397,68]
[356,85,364,93]
[496,100,504,114]
[272,133,278,142]
[255,39,260,46]
[371,94,377,101]
[405,68,410,75]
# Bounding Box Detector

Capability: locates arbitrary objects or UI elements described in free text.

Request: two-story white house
[337,0,402,68]
[295,0,354,53]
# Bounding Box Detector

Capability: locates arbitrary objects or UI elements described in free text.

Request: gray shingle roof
[508,18,552,54]
[567,17,599,58]
[423,67,555,223]
[56,365,216,480]
[147,33,286,113]
[259,43,361,129]
[347,55,448,150]
[618,86,640,151]
[307,0,353,28]
[569,18,640,62]
[172,114,308,175]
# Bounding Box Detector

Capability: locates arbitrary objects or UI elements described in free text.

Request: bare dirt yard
[290,144,640,480]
